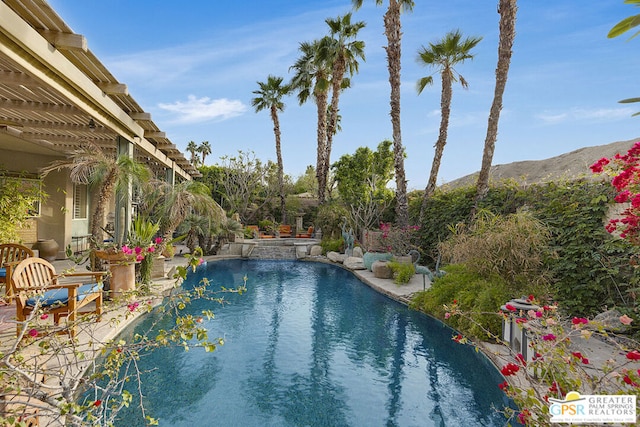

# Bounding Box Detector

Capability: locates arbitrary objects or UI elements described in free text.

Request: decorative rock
[242,243,256,257]
[372,260,393,279]
[353,246,364,258]
[593,309,630,333]
[344,256,365,270]
[327,251,347,263]
[309,245,323,257]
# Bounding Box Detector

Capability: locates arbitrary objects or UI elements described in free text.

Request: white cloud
[158,95,247,124]
[536,107,634,124]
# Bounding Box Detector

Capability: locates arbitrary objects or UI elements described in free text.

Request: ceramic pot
[363,252,393,271]
[33,239,59,261]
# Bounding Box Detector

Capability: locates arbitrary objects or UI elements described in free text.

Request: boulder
[372,260,393,279]
[309,245,323,256]
[296,245,308,259]
[353,246,364,258]
[344,256,365,270]
[327,251,347,263]
[593,309,631,333]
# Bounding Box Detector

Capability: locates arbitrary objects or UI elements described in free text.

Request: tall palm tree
[352,0,414,227]
[252,75,290,222]
[41,141,150,266]
[416,30,482,220]
[186,140,199,166]
[320,13,366,196]
[290,39,333,204]
[198,141,212,165]
[475,0,517,203]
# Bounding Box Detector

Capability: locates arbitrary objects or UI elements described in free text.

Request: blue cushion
[0,267,5,278]
[26,283,101,308]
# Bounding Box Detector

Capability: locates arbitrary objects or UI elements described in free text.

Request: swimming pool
[111,259,513,426]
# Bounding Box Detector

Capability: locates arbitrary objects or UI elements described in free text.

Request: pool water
[112,259,513,426]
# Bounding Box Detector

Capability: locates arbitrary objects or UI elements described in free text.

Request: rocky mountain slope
[446,137,640,188]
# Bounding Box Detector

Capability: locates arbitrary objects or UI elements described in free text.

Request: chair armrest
[58,271,106,281]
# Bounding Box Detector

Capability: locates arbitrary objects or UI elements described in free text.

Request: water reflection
[113,260,512,426]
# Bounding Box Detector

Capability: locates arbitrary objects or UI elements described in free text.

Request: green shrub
[320,237,344,254]
[388,261,415,284]
[410,264,513,339]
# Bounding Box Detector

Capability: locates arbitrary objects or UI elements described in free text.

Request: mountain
[445,137,640,188]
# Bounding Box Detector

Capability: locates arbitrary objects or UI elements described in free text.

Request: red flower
[505,304,517,312]
[501,363,520,376]
[623,374,639,387]
[452,334,463,343]
[517,409,532,425]
[571,317,588,325]
[28,328,38,338]
[498,381,509,391]
[515,353,527,366]
[626,350,640,361]
[515,317,527,324]
[127,302,140,312]
[542,333,556,341]
[590,157,610,173]
[94,400,102,407]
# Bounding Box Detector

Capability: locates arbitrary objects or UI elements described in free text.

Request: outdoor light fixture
[501,297,539,363]
[88,118,96,131]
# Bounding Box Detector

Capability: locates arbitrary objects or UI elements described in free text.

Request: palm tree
[290,39,333,204]
[252,75,290,222]
[416,30,482,220]
[197,141,212,165]
[352,0,414,227]
[41,141,150,266]
[475,0,517,203]
[186,140,199,166]
[140,179,226,253]
[320,13,366,197]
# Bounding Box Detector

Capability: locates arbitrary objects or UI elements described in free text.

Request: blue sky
[48,1,640,190]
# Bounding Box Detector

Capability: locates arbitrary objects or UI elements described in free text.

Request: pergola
[0,0,199,179]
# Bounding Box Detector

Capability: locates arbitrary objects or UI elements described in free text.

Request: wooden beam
[144,131,166,139]
[38,30,87,52]
[130,112,151,121]
[96,82,128,95]
[0,70,34,85]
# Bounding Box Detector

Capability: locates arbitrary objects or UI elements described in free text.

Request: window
[73,184,88,219]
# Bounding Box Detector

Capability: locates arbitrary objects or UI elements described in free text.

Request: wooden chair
[296,226,314,238]
[0,243,34,299]
[11,257,105,337]
[278,225,292,238]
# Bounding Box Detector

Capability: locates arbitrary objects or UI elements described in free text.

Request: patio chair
[11,257,104,337]
[0,243,34,299]
[296,226,314,238]
[279,225,292,238]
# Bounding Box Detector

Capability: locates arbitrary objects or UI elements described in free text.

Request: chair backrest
[0,243,34,266]
[11,257,56,301]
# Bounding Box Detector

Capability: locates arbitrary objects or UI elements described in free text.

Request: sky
[48,0,640,190]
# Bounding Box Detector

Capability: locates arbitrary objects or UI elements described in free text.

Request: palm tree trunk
[316,91,329,204]
[271,105,286,223]
[475,0,517,203]
[325,57,346,197]
[90,168,116,270]
[420,72,453,220]
[384,0,408,227]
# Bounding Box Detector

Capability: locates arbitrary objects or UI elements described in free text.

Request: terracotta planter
[109,262,136,298]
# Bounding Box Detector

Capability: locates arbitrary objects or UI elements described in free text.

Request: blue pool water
[112,259,513,426]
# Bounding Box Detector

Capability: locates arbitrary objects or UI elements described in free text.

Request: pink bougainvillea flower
[517,409,532,425]
[28,328,38,337]
[542,333,556,341]
[127,302,140,312]
[154,237,163,245]
[515,317,527,324]
[515,353,527,366]
[452,334,463,343]
[122,245,133,255]
[40,314,49,320]
[134,246,143,255]
[198,258,204,265]
[626,350,640,361]
[620,314,634,325]
[498,381,509,391]
[505,304,517,312]
[136,254,144,262]
[571,317,589,325]
[147,246,156,253]
[501,363,520,376]
[623,374,639,387]
[444,312,451,319]
[590,157,610,173]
